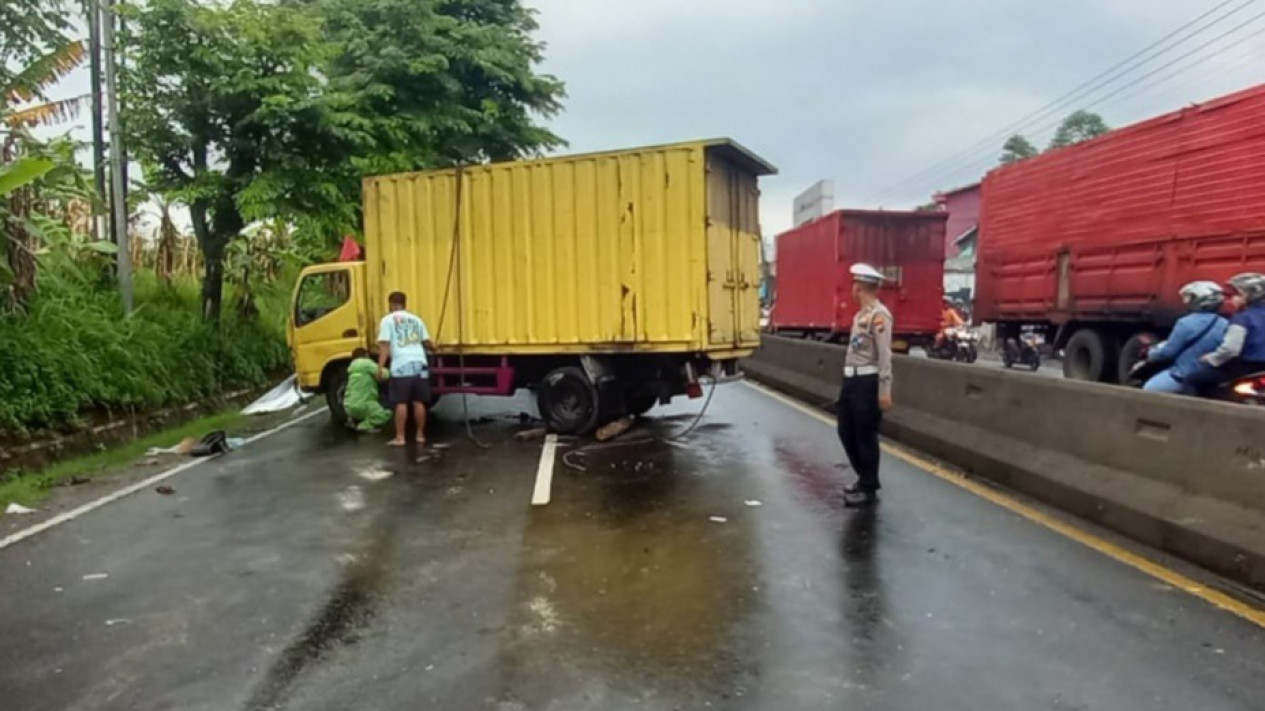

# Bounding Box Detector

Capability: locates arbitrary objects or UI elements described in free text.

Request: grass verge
[0,409,250,509]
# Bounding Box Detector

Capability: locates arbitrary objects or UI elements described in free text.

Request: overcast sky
[31,0,1265,241]
[528,0,1265,237]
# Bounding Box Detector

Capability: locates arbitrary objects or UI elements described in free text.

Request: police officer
[837,263,894,508]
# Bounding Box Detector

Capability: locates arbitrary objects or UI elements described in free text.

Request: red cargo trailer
[976,83,1265,383]
[771,209,947,350]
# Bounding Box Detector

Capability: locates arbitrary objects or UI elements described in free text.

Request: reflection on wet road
[2,385,1264,710]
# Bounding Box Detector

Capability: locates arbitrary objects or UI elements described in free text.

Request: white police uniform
[838,263,893,502]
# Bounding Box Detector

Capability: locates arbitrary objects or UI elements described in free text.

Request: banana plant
[0,156,54,196]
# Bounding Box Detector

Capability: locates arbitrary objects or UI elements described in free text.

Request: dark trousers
[837,375,883,493]
[1183,360,1265,395]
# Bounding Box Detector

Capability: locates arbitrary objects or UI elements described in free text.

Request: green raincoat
[345,358,391,431]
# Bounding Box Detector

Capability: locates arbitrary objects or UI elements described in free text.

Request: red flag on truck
[338,236,363,262]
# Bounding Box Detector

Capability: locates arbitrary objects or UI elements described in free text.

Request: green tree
[292,0,566,247]
[3,27,99,309]
[1047,110,1110,151]
[999,134,1038,165]
[0,0,73,95]
[122,0,567,319]
[120,0,335,320]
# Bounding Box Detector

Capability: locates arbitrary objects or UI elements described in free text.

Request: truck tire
[325,363,350,425]
[1063,328,1115,382]
[1118,333,1156,385]
[537,366,601,435]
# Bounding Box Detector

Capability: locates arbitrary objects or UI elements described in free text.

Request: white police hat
[850,263,884,285]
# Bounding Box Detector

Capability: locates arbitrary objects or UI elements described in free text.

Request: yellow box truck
[288,139,777,433]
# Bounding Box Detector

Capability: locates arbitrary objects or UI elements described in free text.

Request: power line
[863,0,1256,205]
[905,18,1265,201]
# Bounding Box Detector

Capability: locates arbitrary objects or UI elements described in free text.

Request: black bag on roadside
[191,431,230,457]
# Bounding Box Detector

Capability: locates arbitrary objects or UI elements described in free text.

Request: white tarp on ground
[242,375,307,415]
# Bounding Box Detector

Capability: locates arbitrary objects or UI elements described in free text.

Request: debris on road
[515,427,548,441]
[5,503,36,515]
[191,431,231,457]
[709,516,728,524]
[82,573,109,581]
[242,375,306,415]
[155,485,176,496]
[55,476,90,488]
[147,437,197,456]
[595,416,634,442]
[744,500,763,508]
[104,619,131,627]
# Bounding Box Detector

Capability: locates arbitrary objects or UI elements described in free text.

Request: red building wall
[936,184,981,257]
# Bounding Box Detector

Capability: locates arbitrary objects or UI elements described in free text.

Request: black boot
[844,490,879,508]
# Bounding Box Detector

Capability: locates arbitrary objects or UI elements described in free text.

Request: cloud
[529,0,1265,236]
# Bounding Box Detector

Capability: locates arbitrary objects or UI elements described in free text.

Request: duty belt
[843,365,879,378]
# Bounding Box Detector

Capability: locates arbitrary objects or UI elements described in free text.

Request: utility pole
[86,0,107,244]
[102,0,132,312]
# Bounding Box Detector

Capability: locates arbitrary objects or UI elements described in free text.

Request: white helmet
[850,263,884,286]
[1179,280,1224,312]
[1227,273,1265,305]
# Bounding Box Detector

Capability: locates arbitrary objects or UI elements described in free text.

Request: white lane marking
[0,408,326,552]
[531,434,559,507]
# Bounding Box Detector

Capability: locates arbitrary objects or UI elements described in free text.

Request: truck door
[706,157,763,347]
[290,263,366,389]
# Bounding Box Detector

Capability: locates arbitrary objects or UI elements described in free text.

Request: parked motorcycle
[929,327,979,363]
[1002,331,1043,371]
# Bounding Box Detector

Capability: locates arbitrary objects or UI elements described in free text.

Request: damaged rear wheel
[537,366,600,435]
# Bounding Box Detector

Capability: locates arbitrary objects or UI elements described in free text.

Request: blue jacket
[1231,304,1265,362]
[1149,311,1228,379]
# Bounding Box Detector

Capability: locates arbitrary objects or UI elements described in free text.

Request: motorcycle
[1002,331,1043,371]
[1129,342,1264,406]
[1224,371,1265,405]
[929,327,979,363]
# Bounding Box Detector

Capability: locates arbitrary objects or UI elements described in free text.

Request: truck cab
[289,262,367,394]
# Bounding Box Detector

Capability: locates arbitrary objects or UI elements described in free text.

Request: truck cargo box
[770,210,947,348]
[977,84,1265,327]
[361,139,775,356]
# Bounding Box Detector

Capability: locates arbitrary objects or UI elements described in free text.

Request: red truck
[770,209,947,351]
[976,83,1265,383]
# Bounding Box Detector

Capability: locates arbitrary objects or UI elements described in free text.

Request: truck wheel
[1063,329,1114,382]
[325,363,350,425]
[537,366,601,435]
[1117,333,1156,385]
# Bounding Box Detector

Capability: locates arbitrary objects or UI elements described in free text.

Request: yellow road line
[742,380,1265,628]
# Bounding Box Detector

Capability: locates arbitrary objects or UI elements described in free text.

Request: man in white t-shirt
[377,291,435,446]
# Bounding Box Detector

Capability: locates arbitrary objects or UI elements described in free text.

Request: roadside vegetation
[0,409,250,507]
[1,0,564,441]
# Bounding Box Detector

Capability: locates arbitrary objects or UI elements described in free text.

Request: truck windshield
[294,270,350,327]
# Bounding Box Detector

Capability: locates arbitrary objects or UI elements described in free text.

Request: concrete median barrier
[744,336,1265,591]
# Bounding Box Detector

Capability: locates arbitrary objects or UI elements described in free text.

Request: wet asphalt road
[2,384,1265,710]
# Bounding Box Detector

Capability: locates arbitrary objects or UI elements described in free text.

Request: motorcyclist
[1183,272,1265,395]
[1138,281,1227,394]
[935,297,965,349]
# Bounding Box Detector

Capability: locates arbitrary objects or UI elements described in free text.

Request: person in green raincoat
[345,348,392,431]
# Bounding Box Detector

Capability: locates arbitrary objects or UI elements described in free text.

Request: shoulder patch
[873,313,887,333]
